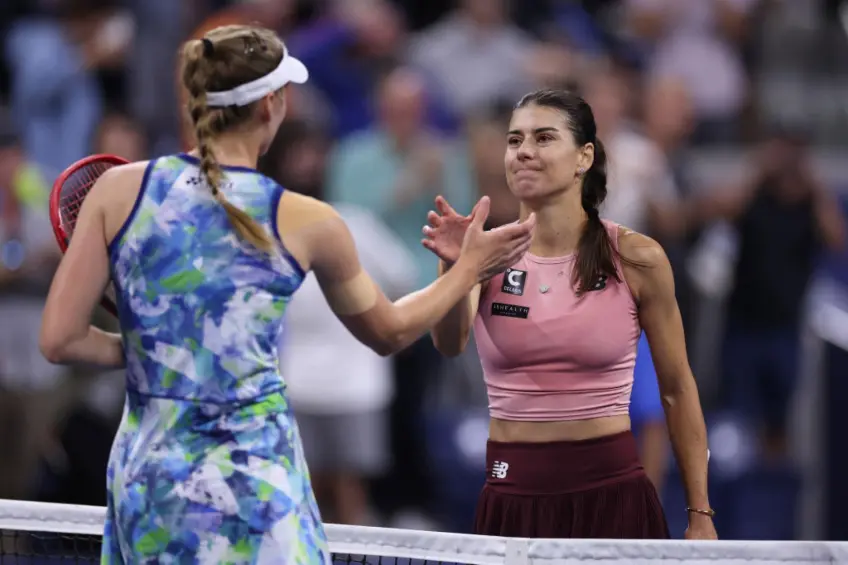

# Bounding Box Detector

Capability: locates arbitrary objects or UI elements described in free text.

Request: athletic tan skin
[39,83,537,375]
[425,103,715,540]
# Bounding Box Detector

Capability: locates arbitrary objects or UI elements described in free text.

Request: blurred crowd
[2,0,848,542]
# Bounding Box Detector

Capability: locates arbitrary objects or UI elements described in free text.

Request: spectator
[623,0,760,144]
[94,111,148,162]
[641,75,696,171]
[0,112,70,500]
[408,0,537,117]
[288,0,456,138]
[326,66,473,522]
[264,121,419,525]
[694,127,846,460]
[327,66,474,289]
[127,0,182,154]
[638,75,699,333]
[4,0,134,172]
[465,101,518,230]
[583,66,683,239]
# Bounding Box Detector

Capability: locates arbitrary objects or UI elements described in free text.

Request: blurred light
[708,417,757,479]
[1,239,24,271]
[454,415,488,468]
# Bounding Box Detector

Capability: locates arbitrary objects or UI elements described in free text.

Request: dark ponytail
[574,136,619,294]
[515,89,627,295]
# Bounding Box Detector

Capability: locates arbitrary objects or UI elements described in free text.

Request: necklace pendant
[539,285,550,294]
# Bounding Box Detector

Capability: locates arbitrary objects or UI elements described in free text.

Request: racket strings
[58,162,115,235]
[50,155,127,317]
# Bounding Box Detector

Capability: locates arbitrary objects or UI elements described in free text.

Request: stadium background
[1,0,848,544]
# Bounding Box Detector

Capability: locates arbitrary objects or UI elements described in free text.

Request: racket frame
[49,154,130,316]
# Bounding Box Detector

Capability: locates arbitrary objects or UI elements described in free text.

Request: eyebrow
[507,127,560,136]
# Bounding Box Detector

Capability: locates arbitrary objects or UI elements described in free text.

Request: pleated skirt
[474,431,670,539]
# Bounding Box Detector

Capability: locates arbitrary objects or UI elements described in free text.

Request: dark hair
[181,25,286,252]
[515,89,619,294]
[258,118,328,197]
[485,98,516,126]
[93,111,149,154]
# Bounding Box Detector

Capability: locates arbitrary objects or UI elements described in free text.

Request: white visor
[205,45,308,107]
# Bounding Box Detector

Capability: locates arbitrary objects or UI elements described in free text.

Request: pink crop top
[473,220,640,422]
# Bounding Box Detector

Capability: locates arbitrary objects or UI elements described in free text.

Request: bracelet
[687,506,716,517]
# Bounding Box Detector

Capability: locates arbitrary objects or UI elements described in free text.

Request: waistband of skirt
[485,430,644,495]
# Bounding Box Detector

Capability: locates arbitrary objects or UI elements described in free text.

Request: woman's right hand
[456,196,535,282]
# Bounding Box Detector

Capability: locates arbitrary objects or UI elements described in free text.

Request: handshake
[419,195,536,283]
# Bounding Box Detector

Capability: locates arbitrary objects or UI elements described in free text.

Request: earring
[577,168,585,175]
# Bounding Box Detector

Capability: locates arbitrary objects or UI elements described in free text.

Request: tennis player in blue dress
[38,24,536,565]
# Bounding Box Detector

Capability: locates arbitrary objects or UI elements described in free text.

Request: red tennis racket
[49,154,129,317]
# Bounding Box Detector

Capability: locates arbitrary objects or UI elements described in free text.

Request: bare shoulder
[277,191,352,272]
[277,191,342,233]
[91,161,149,198]
[617,225,673,303]
[94,161,150,241]
[115,161,150,177]
[617,225,668,268]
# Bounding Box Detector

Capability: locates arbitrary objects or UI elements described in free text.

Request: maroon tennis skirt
[474,430,669,539]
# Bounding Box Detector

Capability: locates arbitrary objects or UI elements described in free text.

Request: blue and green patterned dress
[103,154,328,564]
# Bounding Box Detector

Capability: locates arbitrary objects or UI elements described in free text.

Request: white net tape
[2,499,848,564]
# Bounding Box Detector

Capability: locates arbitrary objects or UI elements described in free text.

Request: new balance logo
[491,461,509,479]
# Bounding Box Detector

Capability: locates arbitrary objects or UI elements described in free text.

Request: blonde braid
[182,38,275,253]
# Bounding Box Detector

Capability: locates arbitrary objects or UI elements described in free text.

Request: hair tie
[202,38,214,57]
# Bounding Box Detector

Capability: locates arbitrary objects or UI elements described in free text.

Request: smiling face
[504,103,594,202]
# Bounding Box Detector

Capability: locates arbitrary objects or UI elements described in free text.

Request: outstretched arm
[281,194,533,357]
[311,209,479,356]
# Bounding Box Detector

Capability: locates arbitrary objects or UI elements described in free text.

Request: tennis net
[2,499,848,564]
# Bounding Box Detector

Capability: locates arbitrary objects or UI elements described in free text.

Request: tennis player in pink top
[424,90,716,540]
